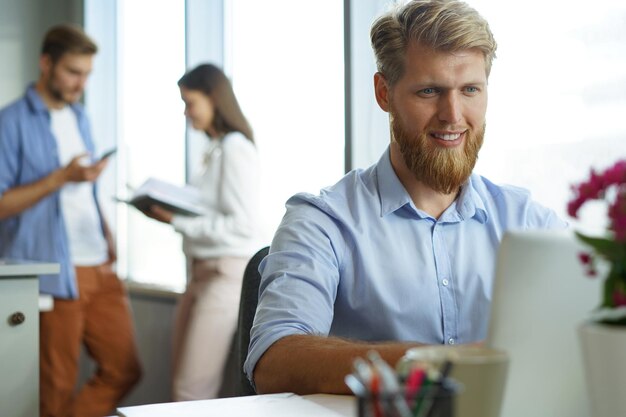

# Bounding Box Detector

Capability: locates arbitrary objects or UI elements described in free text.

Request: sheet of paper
[117,393,349,417]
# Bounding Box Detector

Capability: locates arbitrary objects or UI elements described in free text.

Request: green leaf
[575,232,626,263]
[602,268,618,308]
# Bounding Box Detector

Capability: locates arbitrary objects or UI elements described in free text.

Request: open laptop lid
[487,229,600,417]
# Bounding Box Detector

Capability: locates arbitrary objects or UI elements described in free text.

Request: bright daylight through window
[116,0,186,290]
[89,0,626,290]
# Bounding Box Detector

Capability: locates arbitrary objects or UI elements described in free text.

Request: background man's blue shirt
[244,147,566,383]
[0,85,101,298]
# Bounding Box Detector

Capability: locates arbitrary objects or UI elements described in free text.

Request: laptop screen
[487,229,600,417]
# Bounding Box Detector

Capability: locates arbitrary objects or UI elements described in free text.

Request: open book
[116,178,205,217]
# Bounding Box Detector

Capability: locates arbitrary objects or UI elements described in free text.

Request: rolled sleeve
[243,197,346,384]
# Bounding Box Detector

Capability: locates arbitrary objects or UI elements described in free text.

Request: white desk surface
[116,393,355,417]
[0,259,59,277]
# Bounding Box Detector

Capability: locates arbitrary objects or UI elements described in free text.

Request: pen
[415,360,453,417]
[369,371,384,417]
[368,351,412,417]
[412,371,432,416]
[344,374,367,397]
[405,366,426,409]
[353,357,373,387]
[352,356,384,417]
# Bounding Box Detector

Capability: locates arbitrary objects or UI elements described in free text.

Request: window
[87,0,344,290]
[87,0,187,291]
[86,0,626,290]
[355,0,626,233]
[118,0,186,290]
[224,0,345,237]
[464,0,626,233]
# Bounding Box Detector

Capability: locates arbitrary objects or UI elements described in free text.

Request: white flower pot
[579,322,626,417]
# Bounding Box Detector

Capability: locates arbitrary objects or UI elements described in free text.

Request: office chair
[236,246,269,396]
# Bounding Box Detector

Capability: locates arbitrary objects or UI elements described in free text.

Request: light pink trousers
[171,256,248,401]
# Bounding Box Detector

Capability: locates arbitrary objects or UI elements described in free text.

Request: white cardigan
[171,132,263,259]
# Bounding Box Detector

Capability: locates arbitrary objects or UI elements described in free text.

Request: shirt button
[442,279,449,286]
[448,338,455,345]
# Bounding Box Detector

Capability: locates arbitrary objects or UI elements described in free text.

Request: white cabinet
[0,261,59,417]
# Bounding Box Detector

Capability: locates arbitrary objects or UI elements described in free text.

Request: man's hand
[143,205,174,224]
[62,153,108,183]
[0,153,109,220]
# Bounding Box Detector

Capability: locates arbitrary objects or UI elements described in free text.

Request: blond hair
[371,0,497,86]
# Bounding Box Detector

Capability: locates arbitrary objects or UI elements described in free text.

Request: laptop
[487,229,601,417]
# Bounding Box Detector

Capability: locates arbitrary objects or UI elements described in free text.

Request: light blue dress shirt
[244,147,566,383]
[0,85,102,299]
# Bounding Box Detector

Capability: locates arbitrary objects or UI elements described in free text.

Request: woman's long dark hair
[178,64,254,142]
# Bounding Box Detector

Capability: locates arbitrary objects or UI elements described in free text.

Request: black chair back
[236,246,269,396]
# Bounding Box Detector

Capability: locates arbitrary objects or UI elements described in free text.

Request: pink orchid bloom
[612,288,626,307]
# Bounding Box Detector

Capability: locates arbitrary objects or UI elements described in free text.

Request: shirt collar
[376,146,414,217]
[25,84,49,114]
[375,146,488,223]
[439,176,489,224]
[467,176,489,222]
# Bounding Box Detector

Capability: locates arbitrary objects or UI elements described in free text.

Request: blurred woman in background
[143,63,262,400]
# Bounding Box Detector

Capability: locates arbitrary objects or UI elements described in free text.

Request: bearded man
[0,25,140,416]
[244,0,566,395]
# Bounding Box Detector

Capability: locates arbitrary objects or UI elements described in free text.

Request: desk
[0,259,59,417]
[117,393,355,417]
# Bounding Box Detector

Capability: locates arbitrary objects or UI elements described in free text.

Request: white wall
[0,0,83,106]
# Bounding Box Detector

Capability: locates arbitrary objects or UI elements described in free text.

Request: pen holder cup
[355,379,461,417]
[399,346,508,417]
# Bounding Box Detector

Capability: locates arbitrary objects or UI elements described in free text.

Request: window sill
[125,280,184,301]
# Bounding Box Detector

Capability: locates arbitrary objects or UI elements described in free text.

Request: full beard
[46,68,80,104]
[47,80,79,104]
[392,116,485,194]
[46,75,66,103]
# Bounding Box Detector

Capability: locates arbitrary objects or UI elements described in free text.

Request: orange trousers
[39,264,141,417]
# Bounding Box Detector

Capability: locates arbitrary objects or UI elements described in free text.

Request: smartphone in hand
[98,147,117,162]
